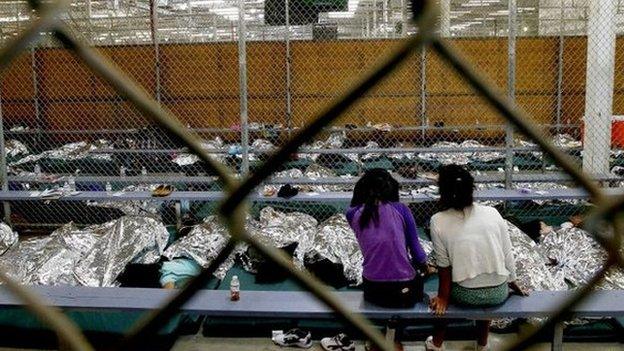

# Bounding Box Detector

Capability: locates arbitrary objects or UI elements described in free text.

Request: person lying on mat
[321,169,428,351]
[426,165,528,351]
[160,257,202,289]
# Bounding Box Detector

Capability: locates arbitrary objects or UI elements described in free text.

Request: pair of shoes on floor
[320,333,356,351]
[272,328,312,348]
[425,336,489,351]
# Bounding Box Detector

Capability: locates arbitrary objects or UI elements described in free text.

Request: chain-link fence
[0,0,624,350]
[2,0,624,232]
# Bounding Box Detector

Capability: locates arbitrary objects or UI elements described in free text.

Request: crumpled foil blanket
[0,216,167,287]
[11,140,113,167]
[164,215,259,279]
[72,216,169,287]
[305,214,363,285]
[172,138,225,166]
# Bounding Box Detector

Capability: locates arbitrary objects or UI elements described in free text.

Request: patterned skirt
[450,282,509,307]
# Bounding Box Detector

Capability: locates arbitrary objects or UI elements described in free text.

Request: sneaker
[425,336,444,351]
[321,333,356,351]
[272,328,312,348]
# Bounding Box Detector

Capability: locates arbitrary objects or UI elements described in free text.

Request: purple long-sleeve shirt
[346,202,427,282]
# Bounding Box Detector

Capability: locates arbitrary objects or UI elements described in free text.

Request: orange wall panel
[427,39,507,96]
[160,43,239,99]
[44,102,116,130]
[3,102,36,127]
[516,38,558,94]
[1,51,34,100]
[247,42,286,96]
[37,49,97,100]
[164,99,238,129]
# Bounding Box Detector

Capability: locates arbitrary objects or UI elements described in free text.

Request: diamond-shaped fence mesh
[0,0,624,350]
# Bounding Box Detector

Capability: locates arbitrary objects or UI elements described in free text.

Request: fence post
[439,0,450,37]
[583,0,616,175]
[420,47,427,143]
[150,0,162,104]
[505,0,517,190]
[238,0,250,175]
[0,88,10,226]
[31,46,42,151]
[555,0,564,134]
[285,0,293,137]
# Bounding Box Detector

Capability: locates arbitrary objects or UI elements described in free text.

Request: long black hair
[351,169,399,227]
[438,164,474,211]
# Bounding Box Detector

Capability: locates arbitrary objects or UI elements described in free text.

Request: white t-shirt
[430,203,516,288]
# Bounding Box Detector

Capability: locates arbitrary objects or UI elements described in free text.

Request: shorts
[362,277,424,308]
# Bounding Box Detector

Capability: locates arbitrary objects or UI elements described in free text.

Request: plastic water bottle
[105,182,112,192]
[34,163,41,176]
[230,275,240,301]
[120,166,126,177]
[141,166,147,176]
[68,176,76,191]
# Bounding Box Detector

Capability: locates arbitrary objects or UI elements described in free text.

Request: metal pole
[372,0,377,36]
[0,87,11,225]
[556,30,563,133]
[583,0,616,175]
[382,0,387,38]
[31,46,42,151]
[505,0,516,189]
[400,0,406,37]
[213,16,218,41]
[439,0,450,37]
[150,0,162,103]
[238,0,250,175]
[420,47,427,142]
[285,0,293,137]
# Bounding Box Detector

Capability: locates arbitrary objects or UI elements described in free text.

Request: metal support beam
[0,87,10,225]
[583,0,616,174]
[31,46,42,150]
[372,0,377,36]
[439,0,450,37]
[285,0,293,137]
[150,0,162,104]
[420,47,427,142]
[556,35,563,134]
[505,0,517,189]
[551,322,564,351]
[400,0,406,36]
[555,0,564,133]
[238,0,250,175]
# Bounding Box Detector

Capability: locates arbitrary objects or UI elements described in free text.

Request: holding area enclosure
[1,0,624,351]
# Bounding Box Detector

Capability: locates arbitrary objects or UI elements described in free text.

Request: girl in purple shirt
[347,169,427,308]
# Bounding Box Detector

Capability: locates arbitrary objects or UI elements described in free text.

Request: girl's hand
[430,296,449,316]
[508,281,529,296]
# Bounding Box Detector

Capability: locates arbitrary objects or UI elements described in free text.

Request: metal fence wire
[0,0,623,350]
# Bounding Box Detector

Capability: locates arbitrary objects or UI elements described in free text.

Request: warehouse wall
[0,36,620,142]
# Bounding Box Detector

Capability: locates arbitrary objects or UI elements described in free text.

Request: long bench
[1,287,623,350]
[0,188,621,202]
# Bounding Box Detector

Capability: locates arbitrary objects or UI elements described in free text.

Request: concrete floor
[0,334,621,351]
[169,335,624,351]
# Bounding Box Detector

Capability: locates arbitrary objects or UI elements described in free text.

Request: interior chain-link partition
[0,0,624,350]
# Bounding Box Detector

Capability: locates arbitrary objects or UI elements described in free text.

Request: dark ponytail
[351,169,398,228]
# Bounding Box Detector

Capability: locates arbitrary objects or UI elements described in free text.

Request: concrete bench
[1,287,623,350]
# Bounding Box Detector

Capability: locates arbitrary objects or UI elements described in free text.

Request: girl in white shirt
[425,165,527,351]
